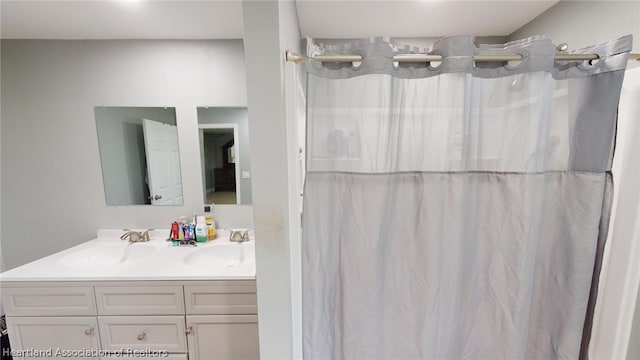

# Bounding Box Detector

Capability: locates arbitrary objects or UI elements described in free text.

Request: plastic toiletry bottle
[195,216,208,243]
[171,222,179,240]
[177,216,186,240]
[204,206,217,241]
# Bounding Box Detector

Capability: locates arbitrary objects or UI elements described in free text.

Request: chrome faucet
[121,229,154,243]
[229,230,250,243]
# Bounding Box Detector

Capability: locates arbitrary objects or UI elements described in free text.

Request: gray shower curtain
[301,35,632,359]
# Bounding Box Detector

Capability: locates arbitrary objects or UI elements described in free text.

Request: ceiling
[0,0,245,39]
[0,0,559,40]
[297,1,559,39]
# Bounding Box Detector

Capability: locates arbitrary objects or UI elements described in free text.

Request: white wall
[613,67,640,360]
[242,0,303,358]
[280,1,305,358]
[594,67,640,360]
[510,1,640,50]
[0,40,253,270]
[629,284,640,358]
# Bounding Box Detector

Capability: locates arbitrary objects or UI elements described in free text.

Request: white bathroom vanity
[0,230,259,360]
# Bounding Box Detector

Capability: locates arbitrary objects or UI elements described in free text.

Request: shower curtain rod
[285,50,640,63]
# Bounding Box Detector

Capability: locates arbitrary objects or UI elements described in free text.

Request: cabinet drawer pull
[84,327,94,336]
[137,332,146,341]
[186,326,193,335]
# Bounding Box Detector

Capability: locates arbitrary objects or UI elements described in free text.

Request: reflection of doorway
[198,124,240,204]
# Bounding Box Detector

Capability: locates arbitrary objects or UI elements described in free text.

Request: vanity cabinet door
[6,316,100,359]
[186,315,259,360]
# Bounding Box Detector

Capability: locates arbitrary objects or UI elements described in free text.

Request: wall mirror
[197,107,252,205]
[95,106,183,206]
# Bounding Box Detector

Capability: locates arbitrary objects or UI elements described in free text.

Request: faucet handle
[230,230,251,243]
[141,229,155,241]
[120,230,132,241]
[230,230,243,242]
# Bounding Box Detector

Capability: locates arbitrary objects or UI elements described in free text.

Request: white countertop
[0,229,256,283]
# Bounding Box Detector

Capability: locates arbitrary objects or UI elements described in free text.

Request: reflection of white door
[142,119,183,205]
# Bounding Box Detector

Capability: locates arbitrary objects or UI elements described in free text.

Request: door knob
[185,326,193,335]
[154,195,162,200]
[137,332,146,341]
[84,327,94,336]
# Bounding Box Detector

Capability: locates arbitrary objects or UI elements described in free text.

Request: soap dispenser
[204,205,217,240]
[195,216,208,243]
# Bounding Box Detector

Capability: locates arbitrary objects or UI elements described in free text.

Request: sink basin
[183,242,254,268]
[59,243,156,269]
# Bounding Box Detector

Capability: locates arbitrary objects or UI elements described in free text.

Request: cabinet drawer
[185,282,257,315]
[95,286,184,315]
[98,316,187,353]
[1,287,96,316]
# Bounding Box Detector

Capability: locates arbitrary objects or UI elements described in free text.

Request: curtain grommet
[504,50,529,71]
[427,49,447,71]
[349,52,365,71]
[577,51,605,70]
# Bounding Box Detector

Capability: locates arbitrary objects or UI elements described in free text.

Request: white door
[6,316,100,359]
[186,315,259,360]
[142,119,183,205]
